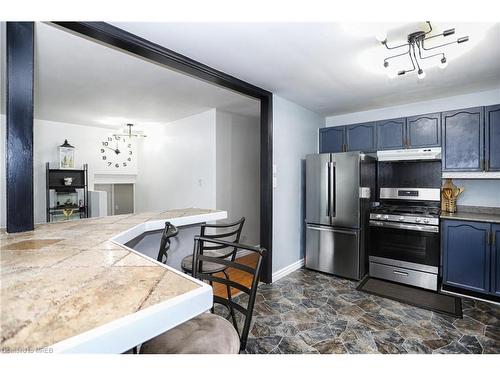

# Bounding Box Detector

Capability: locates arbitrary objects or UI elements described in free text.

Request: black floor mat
[357,277,462,318]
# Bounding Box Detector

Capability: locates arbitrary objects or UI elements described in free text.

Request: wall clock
[100,135,133,169]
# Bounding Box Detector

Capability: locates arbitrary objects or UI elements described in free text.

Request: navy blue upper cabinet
[345,122,376,152]
[319,126,345,153]
[485,105,500,171]
[376,118,406,150]
[492,224,500,297]
[442,107,484,171]
[442,220,490,294]
[406,113,441,148]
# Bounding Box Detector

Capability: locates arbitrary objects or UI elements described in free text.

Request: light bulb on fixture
[417,69,426,80]
[439,57,448,69]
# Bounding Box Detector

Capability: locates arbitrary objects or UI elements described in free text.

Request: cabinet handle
[480,159,484,171]
[487,230,491,245]
[485,159,489,171]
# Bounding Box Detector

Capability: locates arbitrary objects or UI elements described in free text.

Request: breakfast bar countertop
[0,208,227,353]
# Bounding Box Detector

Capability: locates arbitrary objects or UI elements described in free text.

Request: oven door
[369,220,440,268]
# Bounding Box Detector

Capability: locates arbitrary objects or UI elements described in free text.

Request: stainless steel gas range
[368,149,442,291]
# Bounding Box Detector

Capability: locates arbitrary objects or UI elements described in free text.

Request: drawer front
[369,261,438,291]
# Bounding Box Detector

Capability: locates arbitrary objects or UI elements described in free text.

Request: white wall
[325,88,500,126]
[1,115,141,226]
[32,119,139,224]
[272,95,325,274]
[135,109,217,212]
[216,110,260,245]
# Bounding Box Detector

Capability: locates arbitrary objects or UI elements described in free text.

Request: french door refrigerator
[305,151,375,280]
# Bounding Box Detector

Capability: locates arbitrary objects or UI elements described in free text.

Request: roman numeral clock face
[100,135,133,169]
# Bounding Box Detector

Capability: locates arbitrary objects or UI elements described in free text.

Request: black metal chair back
[192,236,266,352]
[157,222,179,264]
[199,217,245,260]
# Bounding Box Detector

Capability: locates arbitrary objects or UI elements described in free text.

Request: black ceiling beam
[51,22,274,283]
[6,22,35,233]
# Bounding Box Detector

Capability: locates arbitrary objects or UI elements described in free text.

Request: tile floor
[227,269,500,354]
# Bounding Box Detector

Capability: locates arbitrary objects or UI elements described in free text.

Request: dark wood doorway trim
[22,22,273,282]
[5,22,35,233]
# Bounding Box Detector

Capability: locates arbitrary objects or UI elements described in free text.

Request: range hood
[377,147,442,161]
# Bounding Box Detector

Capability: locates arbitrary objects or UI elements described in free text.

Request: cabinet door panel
[492,224,500,297]
[346,122,376,152]
[319,127,345,153]
[407,113,441,148]
[442,107,484,171]
[485,105,500,171]
[376,118,406,150]
[442,220,490,294]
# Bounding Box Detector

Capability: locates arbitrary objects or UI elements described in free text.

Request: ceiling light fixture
[113,123,147,138]
[380,22,469,79]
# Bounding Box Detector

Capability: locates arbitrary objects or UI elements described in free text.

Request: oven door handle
[369,220,439,233]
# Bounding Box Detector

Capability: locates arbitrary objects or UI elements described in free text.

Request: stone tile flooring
[229,269,500,354]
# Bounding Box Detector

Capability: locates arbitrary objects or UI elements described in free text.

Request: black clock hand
[104,145,121,155]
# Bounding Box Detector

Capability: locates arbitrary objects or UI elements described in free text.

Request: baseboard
[272,258,305,283]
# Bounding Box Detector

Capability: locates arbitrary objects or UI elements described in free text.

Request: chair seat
[181,255,227,274]
[139,313,240,354]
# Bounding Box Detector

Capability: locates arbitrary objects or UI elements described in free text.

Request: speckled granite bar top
[440,206,500,224]
[0,208,221,352]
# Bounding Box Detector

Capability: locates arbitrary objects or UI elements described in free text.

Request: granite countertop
[440,206,500,224]
[0,208,224,353]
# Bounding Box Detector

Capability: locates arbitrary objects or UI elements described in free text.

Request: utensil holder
[443,196,458,213]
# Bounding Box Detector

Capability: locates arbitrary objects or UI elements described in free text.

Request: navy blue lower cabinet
[319,126,345,153]
[376,118,406,150]
[442,220,490,294]
[345,122,376,152]
[492,224,500,297]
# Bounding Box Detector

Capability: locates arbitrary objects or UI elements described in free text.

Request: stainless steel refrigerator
[305,151,375,280]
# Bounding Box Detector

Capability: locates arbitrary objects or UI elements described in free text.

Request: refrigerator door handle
[329,162,335,218]
[306,224,357,236]
[326,162,331,217]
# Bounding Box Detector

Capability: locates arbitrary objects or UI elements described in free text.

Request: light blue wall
[452,179,500,208]
[272,95,325,275]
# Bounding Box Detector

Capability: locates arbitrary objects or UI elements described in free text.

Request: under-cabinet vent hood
[377,147,442,161]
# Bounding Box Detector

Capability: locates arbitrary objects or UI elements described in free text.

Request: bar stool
[140,236,266,354]
[180,217,245,324]
[156,222,179,264]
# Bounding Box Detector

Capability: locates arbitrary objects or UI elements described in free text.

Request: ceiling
[33,22,260,129]
[112,22,500,117]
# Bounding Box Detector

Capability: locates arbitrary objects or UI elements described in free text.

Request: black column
[6,22,34,233]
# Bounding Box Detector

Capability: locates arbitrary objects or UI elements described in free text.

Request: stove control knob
[376,214,382,219]
[383,215,389,220]
[423,218,429,224]
[415,217,421,223]
[398,216,405,221]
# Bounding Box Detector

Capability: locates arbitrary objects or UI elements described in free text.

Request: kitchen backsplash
[451,179,500,208]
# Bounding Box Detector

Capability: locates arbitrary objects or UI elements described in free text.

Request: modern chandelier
[379,22,469,79]
[112,123,147,138]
